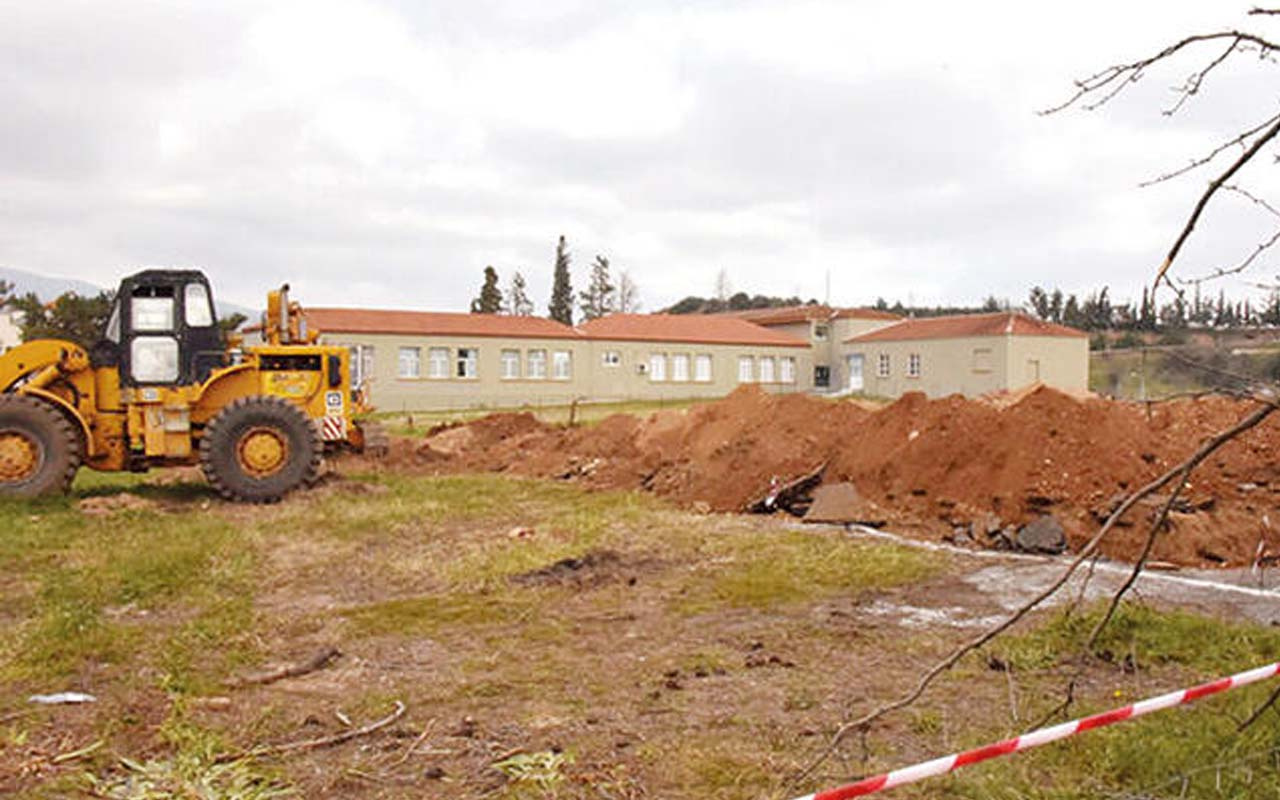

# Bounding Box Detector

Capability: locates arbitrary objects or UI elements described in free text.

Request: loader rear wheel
[200,396,321,503]
[0,395,81,498]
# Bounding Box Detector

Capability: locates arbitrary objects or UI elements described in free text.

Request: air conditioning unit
[636,363,648,374]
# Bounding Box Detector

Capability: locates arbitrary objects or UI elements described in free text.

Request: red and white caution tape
[794,661,1280,800]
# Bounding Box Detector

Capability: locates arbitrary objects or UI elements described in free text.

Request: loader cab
[95,270,225,387]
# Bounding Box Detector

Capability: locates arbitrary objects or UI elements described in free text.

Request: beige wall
[1006,335,1089,393]
[581,340,811,403]
[320,333,592,411]
[843,334,1087,398]
[826,317,898,391]
[760,317,897,392]
[319,332,812,411]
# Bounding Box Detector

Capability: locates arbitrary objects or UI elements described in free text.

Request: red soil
[392,387,1280,568]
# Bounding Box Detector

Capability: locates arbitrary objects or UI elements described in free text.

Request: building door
[847,354,864,392]
[1026,358,1041,383]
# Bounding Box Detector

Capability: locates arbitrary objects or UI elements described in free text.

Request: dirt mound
[391,387,1280,568]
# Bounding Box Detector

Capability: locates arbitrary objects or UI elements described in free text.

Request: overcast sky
[3,0,1279,315]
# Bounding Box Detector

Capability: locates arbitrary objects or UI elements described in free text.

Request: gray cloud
[1,0,1276,316]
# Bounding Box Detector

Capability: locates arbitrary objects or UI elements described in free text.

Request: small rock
[424,767,446,780]
[451,716,478,738]
[691,501,712,514]
[507,526,535,539]
[972,512,1003,539]
[1015,515,1067,555]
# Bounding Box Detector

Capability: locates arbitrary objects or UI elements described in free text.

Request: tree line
[1,280,246,349]
[1023,284,1279,331]
[469,235,640,324]
[862,285,1280,333]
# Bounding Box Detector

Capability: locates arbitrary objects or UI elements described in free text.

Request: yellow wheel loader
[0,269,385,502]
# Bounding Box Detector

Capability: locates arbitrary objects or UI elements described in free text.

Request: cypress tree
[548,235,574,325]
[469,266,503,313]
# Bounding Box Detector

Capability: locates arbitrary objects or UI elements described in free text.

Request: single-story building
[576,313,812,403]
[288,308,811,411]
[841,311,1088,398]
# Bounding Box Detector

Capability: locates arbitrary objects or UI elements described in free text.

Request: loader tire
[0,394,81,498]
[200,395,321,503]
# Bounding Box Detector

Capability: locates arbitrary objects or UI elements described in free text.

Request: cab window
[104,300,122,343]
[184,283,213,327]
[131,286,175,331]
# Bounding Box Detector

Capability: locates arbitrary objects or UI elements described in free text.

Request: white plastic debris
[28,692,97,705]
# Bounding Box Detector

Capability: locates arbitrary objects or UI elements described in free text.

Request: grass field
[2,468,1279,798]
[1090,345,1280,399]
[371,397,721,436]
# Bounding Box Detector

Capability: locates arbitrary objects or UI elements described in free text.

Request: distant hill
[0,266,102,301]
[0,266,257,323]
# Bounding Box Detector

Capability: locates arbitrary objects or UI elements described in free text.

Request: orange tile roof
[833,307,902,322]
[579,314,809,348]
[721,304,901,326]
[845,312,1087,343]
[301,308,582,340]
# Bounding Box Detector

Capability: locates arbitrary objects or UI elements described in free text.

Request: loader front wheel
[200,396,321,503]
[0,394,81,498]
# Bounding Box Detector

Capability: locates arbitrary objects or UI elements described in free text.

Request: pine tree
[548,235,574,325]
[617,271,641,313]
[1062,294,1083,329]
[469,266,503,313]
[505,271,533,316]
[578,255,616,321]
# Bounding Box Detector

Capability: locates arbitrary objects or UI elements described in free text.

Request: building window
[397,346,420,379]
[456,348,478,379]
[602,350,621,367]
[814,365,831,388]
[972,348,993,373]
[694,354,712,382]
[671,353,690,382]
[758,356,776,383]
[501,349,521,379]
[907,353,921,378]
[877,353,890,378]
[813,324,830,341]
[738,356,754,383]
[427,347,449,379]
[552,350,572,380]
[649,353,666,382]
[780,356,796,384]
[349,345,374,388]
[527,349,547,379]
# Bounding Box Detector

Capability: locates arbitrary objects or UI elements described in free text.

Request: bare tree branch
[1088,401,1277,649]
[788,396,1280,794]
[1043,31,1280,115]
[1139,113,1280,187]
[1153,114,1280,295]
[1237,683,1280,730]
[1166,40,1242,115]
